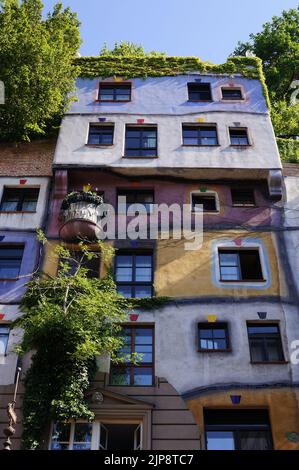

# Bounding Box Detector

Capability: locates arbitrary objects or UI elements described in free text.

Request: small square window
[229,128,249,146]
[188,83,212,101]
[117,190,154,214]
[87,124,114,145]
[98,83,131,102]
[231,188,255,207]
[247,323,284,363]
[125,126,157,157]
[0,188,39,212]
[222,88,243,100]
[219,249,264,282]
[182,125,218,146]
[198,323,229,351]
[191,194,218,212]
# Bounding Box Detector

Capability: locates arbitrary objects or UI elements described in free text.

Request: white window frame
[190,191,220,214]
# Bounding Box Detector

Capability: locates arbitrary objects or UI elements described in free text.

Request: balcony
[59,191,104,242]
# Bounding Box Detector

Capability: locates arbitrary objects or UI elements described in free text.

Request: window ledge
[0,278,19,282]
[85,144,113,148]
[192,210,219,214]
[187,100,214,103]
[230,144,252,148]
[182,144,221,147]
[220,279,267,283]
[122,156,159,159]
[198,348,232,353]
[250,361,288,365]
[221,99,245,103]
[95,100,131,103]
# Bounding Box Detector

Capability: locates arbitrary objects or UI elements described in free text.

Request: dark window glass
[229,128,249,145]
[110,326,154,386]
[125,127,157,157]
[51,423,92,451]
[98,83,131,101]
[0,245,24,279]
[192,194,217,212]
[0,188,39,212]
[115,252,153,298]
[59,251,100,279]
[0,326,9,355]
[231,188,255,206]
[198,323,229,351]
[219,249,263,281]
[88,125,114,145]
[183,125,218,146]
[118,190,154,214]
[247,323,284,362]
[222,88,243,100]
[205,409,273,451]
[188,83,212,101]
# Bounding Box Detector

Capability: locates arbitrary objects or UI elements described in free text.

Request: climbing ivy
[277,138,299,163]
[74,55,270,108]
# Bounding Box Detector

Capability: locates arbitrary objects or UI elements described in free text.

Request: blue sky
[43,0,299,63]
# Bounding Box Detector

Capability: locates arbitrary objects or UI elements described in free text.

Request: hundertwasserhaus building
[1,56,299,450]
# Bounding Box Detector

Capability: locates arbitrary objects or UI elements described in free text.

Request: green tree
[99,40,166,57]
[232,7,299,136]
[0,0,81,142]
[14,236,128,449]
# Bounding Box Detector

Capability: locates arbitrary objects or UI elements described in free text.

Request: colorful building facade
[1,57,299,450]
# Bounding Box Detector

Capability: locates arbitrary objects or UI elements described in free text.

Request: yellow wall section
[186,388,299,450]
[155,231,280,298]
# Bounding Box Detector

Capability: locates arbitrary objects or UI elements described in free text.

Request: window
[98,83,131,102]
[118,190,154,214]
[0,326,9,355]
[182,125,218,146]
[87,124,114,145]
[59,251,100,279]
[0,245,24,279]
[115,252,153,298]
[125,126,157,157]
[50,422,142,450]
[229,128,249,146]
[198,323,229,351]
[188,83,212,101]
[205,409,273,450]
[247,323,284,363]
[231,188,255,207]
[222,88,243,100]
[110,326,154,386]
[191,193,218,212]
[51,422,92,450]
[218,249,263,282]
[0,187,39,212]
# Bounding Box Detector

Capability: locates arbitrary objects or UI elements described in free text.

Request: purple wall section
[47,170,282,239]
[0,231,40,303]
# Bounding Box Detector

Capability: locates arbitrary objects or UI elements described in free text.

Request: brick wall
[0,139,56,177]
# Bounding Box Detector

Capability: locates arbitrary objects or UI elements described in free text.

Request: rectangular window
[182,125,218,146]
[231,188,255,207]
[115,252,153,298]
[218,249,263,282]
[98,83,131,102]
[125,126,157,157]
[229,128,249,146]
[191,193,217,212]
[51,422,92,450]
[87,124,114,145]
[198,323,229,351]
[0,187,39,212]
[188,83,212,101]
[222,88,243,100]
[110,325,154,386]
[0,326,9,355]
[0,245,24,279]
[59,251,100,279]
[247,323,284,363]
[118,190,154,214]
[205,409,273,450]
